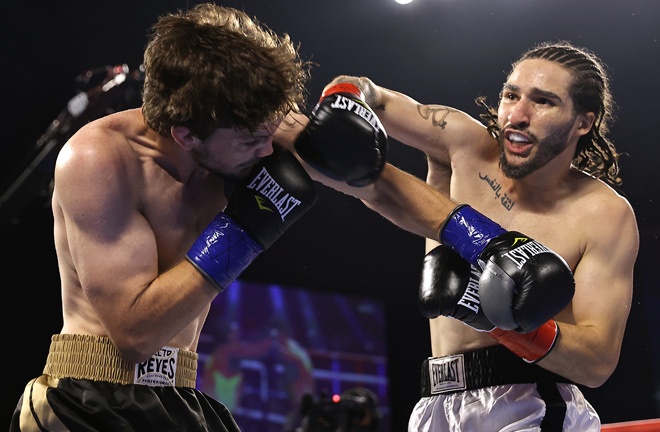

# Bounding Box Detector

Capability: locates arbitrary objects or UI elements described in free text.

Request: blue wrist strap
[439,205,506,266]
[186,213,263,291]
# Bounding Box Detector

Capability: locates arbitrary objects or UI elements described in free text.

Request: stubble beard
[498,118,575,179]
[191,146,253,183]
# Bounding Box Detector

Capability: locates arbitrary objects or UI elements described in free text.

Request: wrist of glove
[439,204,507,266]
[320,82,365,100]
[489,319,560,363]
[186,213,263,291]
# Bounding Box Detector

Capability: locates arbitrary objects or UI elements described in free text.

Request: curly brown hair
[141,3,311,139]
[477,41,622,187]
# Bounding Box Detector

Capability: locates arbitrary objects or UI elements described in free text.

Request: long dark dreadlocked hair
[476,41,622,187]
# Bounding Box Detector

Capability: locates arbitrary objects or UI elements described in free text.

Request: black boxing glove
[439,204,574,333]
[294,83,387,187]
[187,147,317,290]
[419,244,495,331]
[420,245,560,363]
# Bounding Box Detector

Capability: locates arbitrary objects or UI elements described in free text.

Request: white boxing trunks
[408,346,601,432]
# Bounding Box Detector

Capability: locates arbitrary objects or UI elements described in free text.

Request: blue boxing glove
[294,83,387,187]
[186,146,317,290]
[439,204,574,333]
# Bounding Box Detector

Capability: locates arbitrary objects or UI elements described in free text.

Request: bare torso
[53,108,225,354]
[425,128,612,357]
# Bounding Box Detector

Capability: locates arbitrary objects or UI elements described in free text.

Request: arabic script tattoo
[479,172,515,211]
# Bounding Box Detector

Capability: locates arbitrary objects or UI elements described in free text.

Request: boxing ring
[601,418,660,431]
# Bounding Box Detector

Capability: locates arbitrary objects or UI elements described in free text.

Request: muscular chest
[445,163,581,270]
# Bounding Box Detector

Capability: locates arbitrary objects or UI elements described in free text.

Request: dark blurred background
[2,1,659,430]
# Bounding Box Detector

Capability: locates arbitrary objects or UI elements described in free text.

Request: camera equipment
[296,388,381,432]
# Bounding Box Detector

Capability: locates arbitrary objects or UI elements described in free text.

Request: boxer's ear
[575,112,595,136]
[171,126,200,150]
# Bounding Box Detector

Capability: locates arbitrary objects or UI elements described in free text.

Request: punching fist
[294,83,387,187]
[439,204,575,333]
[419,244,560,363]
[187,146,317,290]
[419,244,495,331]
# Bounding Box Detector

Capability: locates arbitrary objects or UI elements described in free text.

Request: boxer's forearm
[360,164,454,240]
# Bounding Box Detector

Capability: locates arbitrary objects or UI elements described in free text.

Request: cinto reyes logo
[134,347,179,387]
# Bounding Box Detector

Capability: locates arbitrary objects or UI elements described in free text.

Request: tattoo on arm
[417,105,458,129]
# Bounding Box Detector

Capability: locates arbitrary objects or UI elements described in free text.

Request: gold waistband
[43,334,198,388]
